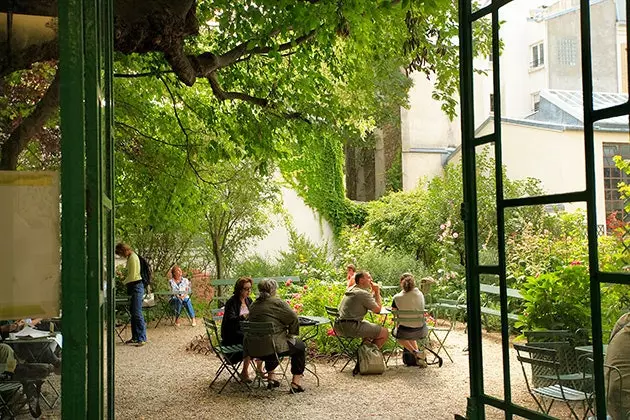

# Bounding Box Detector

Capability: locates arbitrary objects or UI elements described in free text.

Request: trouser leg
[128,282,147,342]
[183,298,196,318]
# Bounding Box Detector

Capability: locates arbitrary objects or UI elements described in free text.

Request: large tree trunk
[0,70,60,170]
[211,233,224,281]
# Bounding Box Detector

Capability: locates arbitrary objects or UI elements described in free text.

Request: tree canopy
[1,0,492,245]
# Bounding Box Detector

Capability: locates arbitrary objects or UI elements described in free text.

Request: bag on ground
[353,342,385,375]
[402,348,418,366]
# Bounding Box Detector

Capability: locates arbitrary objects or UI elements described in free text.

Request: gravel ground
[113,322,552,420]
[15,320,578,419]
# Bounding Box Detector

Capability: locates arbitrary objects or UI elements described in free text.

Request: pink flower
[326,329,336,336]
[292,293,302,299]
[440,224,446,230]
[285,279,293,286]
[452,232,459,239]
[217,311,224,317]
[570,260,582,266]
[303,285,309,290]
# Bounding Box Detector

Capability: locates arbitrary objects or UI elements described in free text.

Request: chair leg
[430,329,454,362]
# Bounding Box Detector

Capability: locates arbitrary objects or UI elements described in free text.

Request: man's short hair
[346,264,355,271]
[354,271,368,283]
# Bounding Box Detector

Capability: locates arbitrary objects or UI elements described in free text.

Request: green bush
[518,264,628,333]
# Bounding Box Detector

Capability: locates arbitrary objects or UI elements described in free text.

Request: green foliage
[337,226,428,286]
[365,149,545,269]
[518,264,628,333]
[385,149,403,193]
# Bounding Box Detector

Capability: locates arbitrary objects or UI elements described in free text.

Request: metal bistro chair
[203,317,250,394]
[514,343,592,420]
[386,309,443,367]
[426,299,459,363]
[240,321,294,393]
[580,356,625,420]
[324,306,361,372]
[0,380,23,419]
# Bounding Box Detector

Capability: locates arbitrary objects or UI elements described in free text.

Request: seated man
[605,312,630,420]
[333,271,388,348]
[0,343,53,418]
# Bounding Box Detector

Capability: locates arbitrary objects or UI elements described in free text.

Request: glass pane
[476,145,498,265]
[596,116,630,269]
[479,274,505,400]
[473,16,494,137]
[507,204,595,418]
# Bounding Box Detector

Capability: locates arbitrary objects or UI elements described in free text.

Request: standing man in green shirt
[115,243,147,346]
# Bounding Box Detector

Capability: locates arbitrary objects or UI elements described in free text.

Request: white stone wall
[243,184,334,259]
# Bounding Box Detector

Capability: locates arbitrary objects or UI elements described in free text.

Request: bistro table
[575,344,609,357]
[298,315,330,386]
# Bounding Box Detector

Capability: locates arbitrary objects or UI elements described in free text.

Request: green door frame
[458,0,630,418]
[59,0,115,418]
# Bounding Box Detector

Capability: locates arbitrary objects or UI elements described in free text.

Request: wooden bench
[211,276,301,307]
[479,283,523,324]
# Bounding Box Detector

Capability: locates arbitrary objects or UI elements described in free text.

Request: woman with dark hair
[244,278,306,392]
[220,276,254,381]
[392,273,429,367]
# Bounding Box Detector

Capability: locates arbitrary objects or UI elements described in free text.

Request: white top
[392,288,425,328]
[169,277,191,299]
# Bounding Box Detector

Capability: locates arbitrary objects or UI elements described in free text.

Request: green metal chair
[426,299,459,363]
[514,343,591,420]
[580,356,624,420]
[386,309,443,367]
[0,380,24,419]
[240,321,294,392]
[324,306,361,372]
[203,317,250,394]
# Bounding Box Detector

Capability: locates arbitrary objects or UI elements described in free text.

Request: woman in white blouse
[168,265,197,327]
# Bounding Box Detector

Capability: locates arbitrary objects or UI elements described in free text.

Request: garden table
[575,344,608,357]
[298,315,330,386]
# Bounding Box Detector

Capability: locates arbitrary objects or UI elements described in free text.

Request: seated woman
[392,273,429,368]
[605,312,630,420]
[244,278,306,393]
[346,264,356,287]
[220,276,255,382]
[167,265,197,327]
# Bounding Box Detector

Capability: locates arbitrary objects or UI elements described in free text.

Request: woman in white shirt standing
[168,265,197,327]
[392,273,429,367]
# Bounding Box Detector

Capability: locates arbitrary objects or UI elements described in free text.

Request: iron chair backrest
[325,306,340,320]
[204,317,220,344]
[514,343,579,402]
[527,341,577,374]
[390,309,425,325]
[240,321,283,337]
[582,356,624,418]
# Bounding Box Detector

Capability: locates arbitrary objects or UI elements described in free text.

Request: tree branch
[0,70,60,170]
[115,121,187,147]
[207,73,269,107]
[158,75,220,186]
[114,71,175,78]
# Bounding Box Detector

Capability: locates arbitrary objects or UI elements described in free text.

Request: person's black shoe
[27,395,41,418]
[124,339,139,345]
